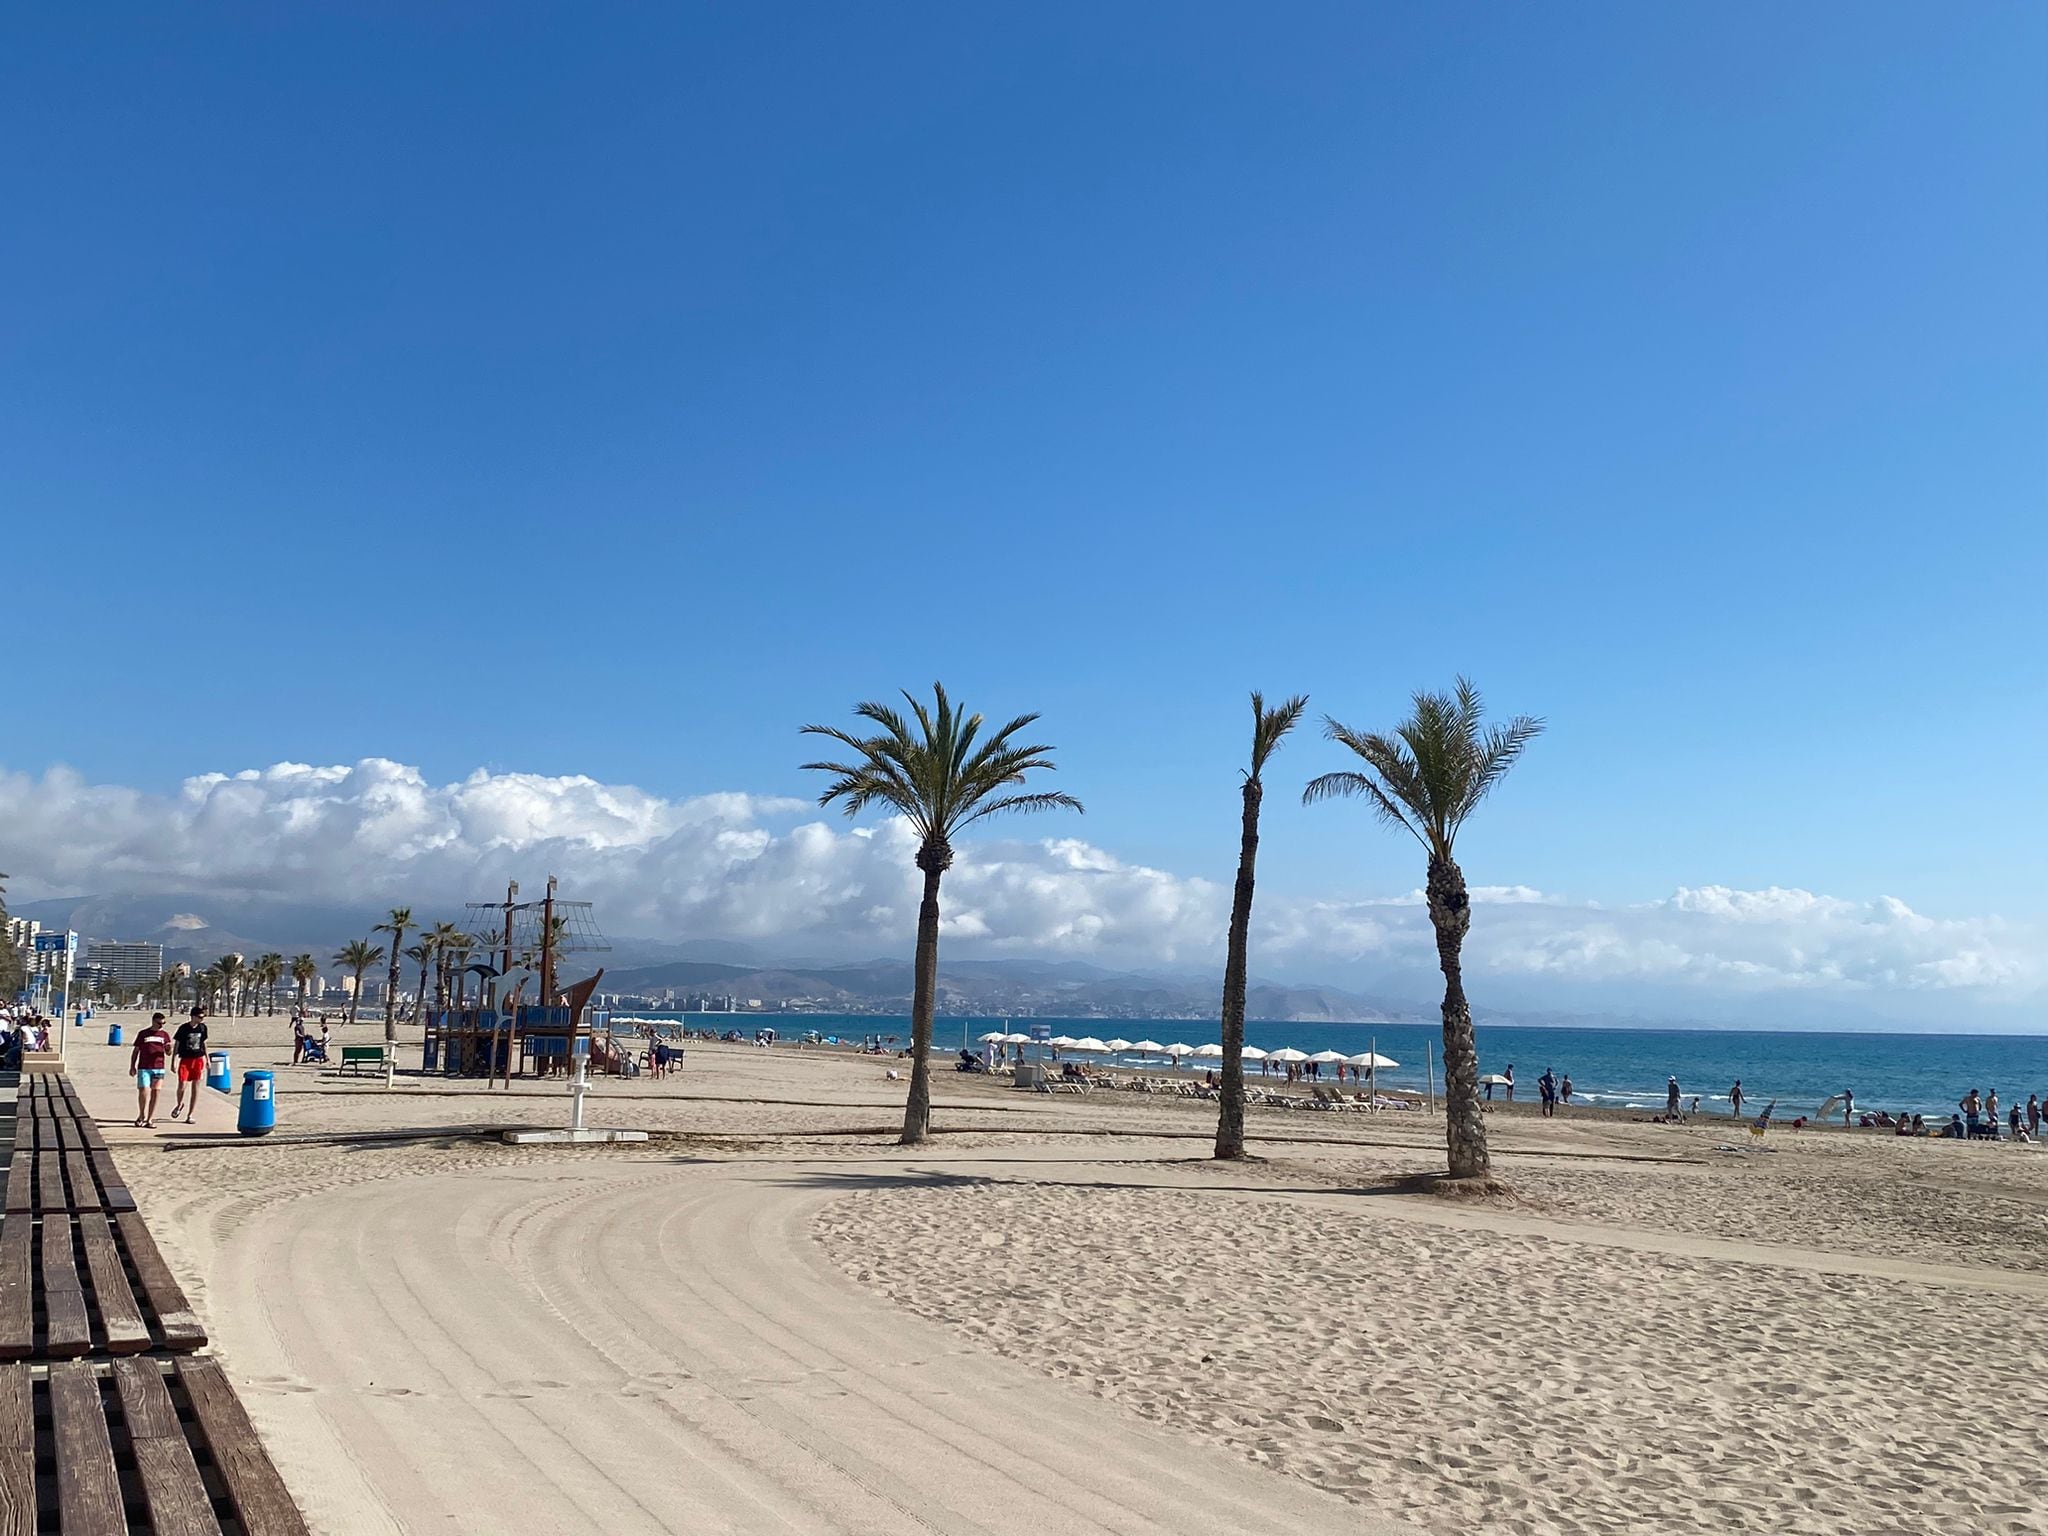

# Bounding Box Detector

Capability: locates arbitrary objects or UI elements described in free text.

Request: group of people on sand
[1950,1087,2044,1143]
[125,1007,211,1129]
[1483,1065,1580,1117]
[0,1008,51,1069]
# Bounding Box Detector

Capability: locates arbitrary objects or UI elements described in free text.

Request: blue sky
[4,5,2044,1016]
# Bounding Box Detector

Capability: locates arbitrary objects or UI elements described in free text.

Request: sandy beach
[63,1011,2048,1534]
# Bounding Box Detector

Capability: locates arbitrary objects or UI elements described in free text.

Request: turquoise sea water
[617,1012,2048,1121]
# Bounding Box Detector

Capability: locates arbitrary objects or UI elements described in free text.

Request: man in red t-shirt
[128,1012,174,1128]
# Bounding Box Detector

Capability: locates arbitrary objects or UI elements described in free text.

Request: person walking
[1730,1079,1744,1119]
[1503,1064,1515,1103]
[1842,1087,1855,1127]
[1538,1067,1558,1119]
[1666,1076,1682,1117]
[128,1013,174,1129]
[1559,1073,1573,1106]
[291,1013,307,1065]
[168,1007,209,1122]
[2027,1094,2040,1140]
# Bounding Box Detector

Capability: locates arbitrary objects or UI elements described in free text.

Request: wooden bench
[0,1080,205,1362]
[336,1046,386,1077]
[0,1357,310,1534]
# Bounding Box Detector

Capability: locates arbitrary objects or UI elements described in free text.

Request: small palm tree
[803,683,1081,1145]
[373,907,413,1042]
[1214,691,1308,1161]
[334,940,384,1027]
[254,953,285,1015]
[290,954,318,1013]
[213,954,246,1016]
[406,939,435,1020]
[1305,677,1542,1182]
[428,922,465,1007]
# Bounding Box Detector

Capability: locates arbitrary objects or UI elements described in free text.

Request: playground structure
[420,877,615,1087]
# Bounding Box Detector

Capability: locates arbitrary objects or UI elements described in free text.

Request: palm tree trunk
[383,946,403,1044]
[902,856,946,1146]
[1428,853,1490,1180]
[1214,777,1263,1160]
[348,970,363,1028]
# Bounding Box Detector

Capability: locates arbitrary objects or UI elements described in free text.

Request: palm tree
[213,954,246,1017]
[1305,678,1542,1182]
[1214,691,1308,1161]
[155,968,182,1013]
[802,683,1082,1145]
[290,954,318,1014]
[334,940,384,1027]
[373,907,413,1043]
[428,922,465,1007]
[406,939,435,1021]
[255,953,285,1015]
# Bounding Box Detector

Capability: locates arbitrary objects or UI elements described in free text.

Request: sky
[3,5,2044,1027]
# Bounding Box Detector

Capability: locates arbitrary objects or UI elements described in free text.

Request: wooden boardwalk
[0,1069,310,1535]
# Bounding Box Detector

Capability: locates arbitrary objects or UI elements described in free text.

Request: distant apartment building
[85,940,165,988]
[4,916,55,976]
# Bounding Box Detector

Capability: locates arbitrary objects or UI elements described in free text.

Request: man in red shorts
[129,1012,175,1128]
[169,1006,209,1122]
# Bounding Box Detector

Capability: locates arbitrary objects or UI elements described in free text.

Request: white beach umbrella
[1104,1038,1134,1053]
[1000,1032,1034,1045]
[1129,1040,1164,1054]
[1266,1047,1309,1063]
[1344,1051,1399,1069]
[1071,1037,1110,1053]
[1048,1036,1081,1048]
[1478,1073,1512,1086]
[1306,1049,1348,1064]
[1162,1043,1195,1058]
[1192,1043,1225,1059]
[977,1030,1007,1043]
[1241,1046,1269,1062]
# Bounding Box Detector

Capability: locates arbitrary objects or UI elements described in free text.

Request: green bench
[337,1045,387,1076]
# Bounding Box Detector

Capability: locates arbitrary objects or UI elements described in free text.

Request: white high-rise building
[85,940,165,988]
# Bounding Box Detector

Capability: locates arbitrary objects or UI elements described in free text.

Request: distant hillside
[601,956,1414,1023]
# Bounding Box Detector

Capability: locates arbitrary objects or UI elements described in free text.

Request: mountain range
[11,892,1418,1023]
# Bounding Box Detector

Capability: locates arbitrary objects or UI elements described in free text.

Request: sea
[607,1012,2048,1121]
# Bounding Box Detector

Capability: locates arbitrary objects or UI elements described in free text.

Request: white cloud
[1,758,2037,1006]
[1271,885,2041,997]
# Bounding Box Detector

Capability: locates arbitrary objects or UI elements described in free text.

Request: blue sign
[1029,1022,1051,1041]
[32,932,73,954]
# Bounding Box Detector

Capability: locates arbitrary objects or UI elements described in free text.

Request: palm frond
[956,790,1086,829]
[1248,691,1309,778]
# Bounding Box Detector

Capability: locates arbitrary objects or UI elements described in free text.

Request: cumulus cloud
[1,758,2037,1005]
[0,759,1223,960]
[1269,884,2041,996]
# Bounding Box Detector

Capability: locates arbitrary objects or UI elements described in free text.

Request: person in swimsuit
[170,1007,209,1122]
[129,1013,174,1128]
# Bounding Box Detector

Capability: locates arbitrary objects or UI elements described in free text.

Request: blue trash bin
[206,1050,231,1093]
[107,1023,124,1046]
[237,1070,276,1137]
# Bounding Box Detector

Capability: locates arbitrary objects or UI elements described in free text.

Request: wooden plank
[77,1213,149,1355]
[39,1218,90,1358]
[0,1364,32,1536]
[113,1360,220,1536]
[0,1221,31,1361]
[179,1359,310,1535]
[62,1153,98,1214]
[0,1160,27,1218]
[48,1360,125,1535]
[114,1211,204,1351]
[89,1154,134,1214]
[35,1150,64,1217]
